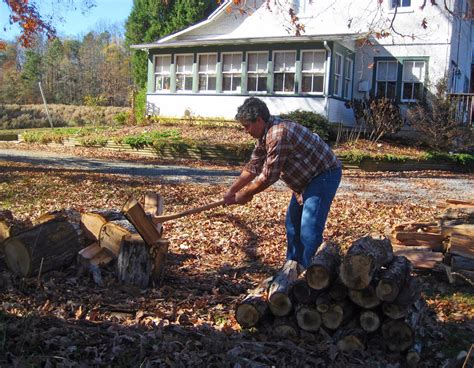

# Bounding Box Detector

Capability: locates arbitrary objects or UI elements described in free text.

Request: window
[375,60,398,99]
[247,52,268,92]
[333,53,343,97]
[175,54,193,92]
[402,60,425,101]
[344,58,353,99]
[222,52,242,92]
[198,53,217,92]
[390,0,411,8]
[273,50,296,93]
[154,55,171,91]
[301,50,325,93]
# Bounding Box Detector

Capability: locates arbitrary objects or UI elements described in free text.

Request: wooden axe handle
[152,199,226,223]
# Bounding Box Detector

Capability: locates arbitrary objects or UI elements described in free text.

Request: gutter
[324,41,331,120]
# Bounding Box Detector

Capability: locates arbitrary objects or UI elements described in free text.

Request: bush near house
[280,110,330,141]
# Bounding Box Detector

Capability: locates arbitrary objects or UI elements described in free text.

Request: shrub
[280,110,330,141]
[113,111,129,125]
[408,77,472,151]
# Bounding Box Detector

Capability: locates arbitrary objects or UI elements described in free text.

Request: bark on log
[80,210,125,241]
[295,305,321,332]
[393,275,422,306]
[117,234,153,288]
[235,277,272,328]
[268,260,299,317]
[122,197,162,246]
[272,317,298,339]
[451,255,474,271]
[328,277,349,301]
[149,238,169,282]
[339,235,393,290]
[3,220,84,277]
[306,241,341,290]
[290,279,320,305]
[359,310,381,332]
[376,256,412,302]
[0,218,26,248]
[99,219,138,256]
[349,285,381,309]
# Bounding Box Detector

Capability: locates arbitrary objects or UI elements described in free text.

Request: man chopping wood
[223,97,342,272]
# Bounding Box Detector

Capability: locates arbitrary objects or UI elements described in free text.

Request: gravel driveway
[1,147,473,205]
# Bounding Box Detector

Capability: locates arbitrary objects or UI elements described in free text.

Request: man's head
[235,97,270,139]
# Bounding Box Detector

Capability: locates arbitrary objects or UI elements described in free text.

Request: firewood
[99,219,138,256]
[339,235,393,290]
[328,277,349,301]
[315,292,331,313]
[349,285,381,309]
[122,197,162,246]
[117,234,153,288]
[306,241,341,290]
[3,219,84,277]
[393,222,438,232]
[272,317,298,339]
[144,192,164,234]
[451,255,474,271]
[268,260,299,317]
[150,238,169,282]
[36,208,81,225]
[295,305,321,332]
[359,310,381,332]
[440,207,474,223]
[447,232,474,259]
[393,275,422,306]
[321,303,344,330]
[376,256,412,302]
[393,249,443,270]
[77,242,113,285]
[80,210,125,241]
[0,212,27,247]
[290,279,320,305]
[382,303,408,319]
[406,340,422,368]
[235,277,272,328]
[441,224,474,238]
[334,323,366,353]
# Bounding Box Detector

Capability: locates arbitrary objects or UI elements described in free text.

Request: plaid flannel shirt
[244,116,341,194]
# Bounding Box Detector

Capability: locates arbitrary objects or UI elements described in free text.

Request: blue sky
[0,0,133,41]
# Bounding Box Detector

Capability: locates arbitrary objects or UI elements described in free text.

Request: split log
[306,241,341,290]
[393,231,445,245]
[77,242,113,285]
[235,277,272,328]
[441,224,474,238]
[268,260,299,317]
[393,249,443,270]
[393,222,438,232]
[451,255,474,271]
[321,303,344,330]
[36,208,81,225]
[440,207,474,224]
[315,292,331,313]
[290,279,320,305]
[339,235,393,290]
[80,210,125,241]
[349,285,381,309]
[295,305,321,332]
[328,277,349,301]
[3,220,84,277]
[99,219,138,256]
[144,192,164,234]
[122,197,162,246]
[359,310,381,333]
[447,232,474,259]
[272,317,298,339]
[149,238,169,282]
[376,256,412,302]
[117,234,153,288]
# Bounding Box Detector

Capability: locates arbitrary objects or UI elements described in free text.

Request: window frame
[401,60,426,102]
[246,51,269,94]
[273,50,297,94]
[154,54,172,92]
[333,53,343,97]
[221,52,243,93]
[344,57,353,99]
[390,0,412,9]
[300,49,326,95]
[197,52,217,93]
[175,53,194,92]
[375,60,398,99]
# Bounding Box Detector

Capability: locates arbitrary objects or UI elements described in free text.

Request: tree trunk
[80,210,125,241]
[117,234,153,288]
[348,285,381,309]
[99,219,137,256]
[268,260,299,317]
[235,277,272,328]
[3,220,84,277]
[339,235,393,290]
[306,241,341,290]
[359,310,381,332]
[290,279,320,305]
[376,256,412,302]
[295,305,321,332]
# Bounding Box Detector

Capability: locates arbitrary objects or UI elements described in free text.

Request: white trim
[246,51,269,93]
[300,49,326,95]
[175,53,194,92]
[221,52,243,93]
[153,54,172,92]
[344,57,353,99]
[375,60,398,98]
[333,52,343,97]
[272,50,297,94]
[197,52,218,93]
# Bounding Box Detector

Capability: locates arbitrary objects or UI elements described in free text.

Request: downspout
[324,41,331,121]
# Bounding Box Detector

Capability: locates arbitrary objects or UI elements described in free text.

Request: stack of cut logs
[236,235,425,367]
[391,199,473,285]
[0,193,169,288]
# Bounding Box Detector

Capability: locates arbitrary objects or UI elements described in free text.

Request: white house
[131,0,472,124]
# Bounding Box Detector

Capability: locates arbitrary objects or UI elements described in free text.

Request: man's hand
[223,190,236,205]
[235,191,253,205]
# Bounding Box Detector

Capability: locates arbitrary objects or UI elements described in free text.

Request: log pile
[391,199,474,285]
[0,192,170,288]
[235,235,426,365]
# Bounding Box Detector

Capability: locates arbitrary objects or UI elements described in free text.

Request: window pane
[257,77,267,91]
[386,82,396,99]
[376,82,386,97]
[285,52,296,71]
[234,76,241,90]
[413,82,422,100]
[314,76,324,92]
[274,52,284,71]
[377,62,387,80]
[185,77,193,91]
[284,73,295,92]
[176,76,184,90]
[248,76,257,91]
[302,53,314,71]
[274,74,284,92]
[387,62,397,80]
[248,53,258,72]
[208,77,216,91]
[335,54,343,74]
[334,76,340,95]
[223,76,232,91]
[257,53,267,72]
[302,76,312,92]
[402,83,413,100]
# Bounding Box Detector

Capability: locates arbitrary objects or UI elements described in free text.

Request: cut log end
[268,293,292,317]
[382,320,414,352]
[321,304,344,330]
[337,336,365,353]
[235,304,260,329]
[340,255,374,290]
[376,280,398,302]
[295,306,321,332]
[306,265,330,290]
[406,351,421,368]
[359,311,381,332]
[4,238,31,276]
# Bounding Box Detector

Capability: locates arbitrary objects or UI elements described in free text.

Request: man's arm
[223,169,256,205]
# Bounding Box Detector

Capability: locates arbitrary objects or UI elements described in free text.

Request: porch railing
[449,93,474,127]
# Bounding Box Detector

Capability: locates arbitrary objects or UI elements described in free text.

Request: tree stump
[3,220,84,277]
[117,234,153,288]
[306,241,341,290]
[339,235,393,290]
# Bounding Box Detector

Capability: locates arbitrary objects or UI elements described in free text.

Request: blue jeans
[285,167,342,268]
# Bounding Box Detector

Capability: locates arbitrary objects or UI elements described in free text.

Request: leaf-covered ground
[0,156,473,367]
